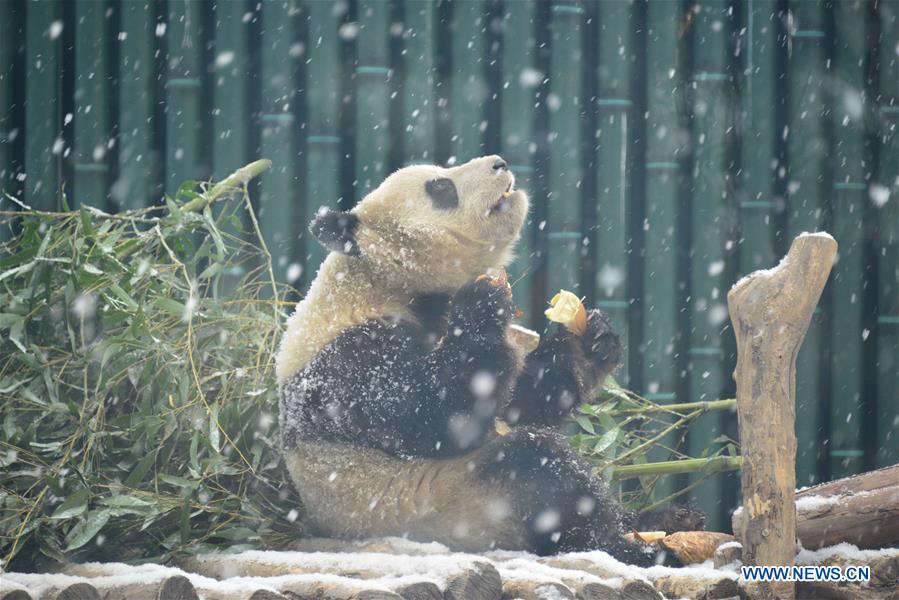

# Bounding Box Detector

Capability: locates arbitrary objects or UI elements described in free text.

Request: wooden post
[727,233,837,600]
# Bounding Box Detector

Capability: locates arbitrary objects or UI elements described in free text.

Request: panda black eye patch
[425,177,459,210]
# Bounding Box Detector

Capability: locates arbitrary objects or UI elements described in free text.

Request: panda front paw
[449,274,515,334]
[579,309,622,374]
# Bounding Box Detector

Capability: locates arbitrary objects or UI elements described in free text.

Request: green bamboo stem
[611,455,742,480]
[638,473,714,513]
[2,160,274,222]
[613,408,702,465]
[608,398,736,416]
[180,159,272,214]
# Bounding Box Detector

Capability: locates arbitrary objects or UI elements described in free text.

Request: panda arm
[378,276,519,455]
[288,277,519,457]
[506,310,621,428]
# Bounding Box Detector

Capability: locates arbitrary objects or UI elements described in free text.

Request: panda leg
[475,427,654,566]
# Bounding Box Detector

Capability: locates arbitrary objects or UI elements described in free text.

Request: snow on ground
[11,536,899,599]
[794,493,843,512]
[1,537,748,600]
[796,542,899,564]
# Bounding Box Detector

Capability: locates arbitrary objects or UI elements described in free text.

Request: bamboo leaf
[50,488,90,520]
[572,414,594,434]
[108,283,139,311]
[79,206,94,238]
[123,450,157,487]
[189,431,200,472]
[154,297,186,317]
[593,429,619,456]
[0,313,24,330]
[100,495,154,508]
[179,496,191,544]
[209,405,221,452]
[65,509,111,551]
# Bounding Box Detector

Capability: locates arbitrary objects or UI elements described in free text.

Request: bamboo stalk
[2,160,272,223]
[613,409,702,465]
[608,399,736,416]
[180,159,272,214]
[639,473,715,514]
[611,456,742,480]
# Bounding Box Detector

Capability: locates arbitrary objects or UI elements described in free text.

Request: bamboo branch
[611,456,742,480]
[612,409,703,465]
[180,159,272,214]
[639,473,716,513]
[608,399,736,416]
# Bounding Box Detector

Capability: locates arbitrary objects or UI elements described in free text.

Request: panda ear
[309,208,361,256]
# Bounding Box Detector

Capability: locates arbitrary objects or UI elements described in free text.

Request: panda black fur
[276,155,653,565]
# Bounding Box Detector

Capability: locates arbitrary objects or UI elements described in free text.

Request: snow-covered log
[52,583,101,600]
[501,580,575,600]
[443,562,501,600]
[0,575,201,600]
[392,581,442,600]
[14,538,899,600]
[651,574,742,600]
[732,464,899,550]
[727,232,838,600]
[568,581,620,600]
[796,581,899,600]
[0,579,34,600]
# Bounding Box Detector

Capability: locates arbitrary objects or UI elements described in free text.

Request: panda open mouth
[488,182,515,215]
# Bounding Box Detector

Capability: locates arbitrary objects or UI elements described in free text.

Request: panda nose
[492,157,508,172]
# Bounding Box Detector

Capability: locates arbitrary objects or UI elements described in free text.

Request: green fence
[1,0,897,531]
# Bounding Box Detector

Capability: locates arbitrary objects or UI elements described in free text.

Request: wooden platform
[3,537,898,600]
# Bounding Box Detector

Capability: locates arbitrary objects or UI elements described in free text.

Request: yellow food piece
[545,289,588,336]
[658,531,736,565]
[494,419,513,436]
[624,531,668,545]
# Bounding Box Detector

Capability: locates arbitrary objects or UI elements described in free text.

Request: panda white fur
[276,155,654,564]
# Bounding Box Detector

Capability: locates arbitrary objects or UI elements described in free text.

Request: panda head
[309,155,529,294]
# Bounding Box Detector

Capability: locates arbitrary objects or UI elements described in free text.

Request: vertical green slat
[859,0,881,473]
[212,0,251,180]
[828,0,866,479]
[356,1,390,194]
[260,1,298,282]
[165,0,206,195]
[118,1,157,210]
[25,0,63,209]
[0,0,14,195]
[73,1,111,209]
[402,0,436,164]
[545,4,583,299]
[641,1,682,395]
[740,0,777,272]
[595,1,633,385]
[305,1,341,276]
[787,0,827,485]
[876,3,899,466]
[685,1,729,531]
[337,0,356,212]
[640,0,682,501]
[450,0,486,161]
[501,1,537,320]
[641,1,679,404]
[209,0,254,295]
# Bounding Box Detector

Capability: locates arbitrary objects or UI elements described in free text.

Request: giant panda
[276,155,652,565]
